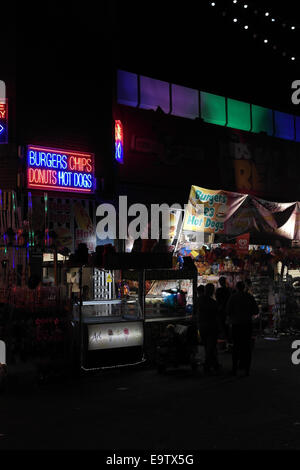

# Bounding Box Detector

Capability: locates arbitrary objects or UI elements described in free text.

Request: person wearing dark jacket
[198,283,221,374]
[226,281,259,376]
[216,276,231,342]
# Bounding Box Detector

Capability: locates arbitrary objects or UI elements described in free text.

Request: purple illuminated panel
[117,70,138,107]
[139,76,170,113]
[171,84,199,119]
[274,111,295,141]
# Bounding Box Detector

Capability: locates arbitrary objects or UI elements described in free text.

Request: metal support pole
[138,270,145,319]
[53,248,58,286]
[78,265,83,370]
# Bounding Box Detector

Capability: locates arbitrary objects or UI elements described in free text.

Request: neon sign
[27,146,95,193]
[0,102,8,144]
[115,120,124,163]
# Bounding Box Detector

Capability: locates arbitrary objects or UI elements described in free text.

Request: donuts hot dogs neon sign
[27,146,95,193]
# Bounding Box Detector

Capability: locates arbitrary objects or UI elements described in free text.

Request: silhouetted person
[226,281,259,376]
[198,283,221,374]
[197,284,205,300]
[216,276,231,342]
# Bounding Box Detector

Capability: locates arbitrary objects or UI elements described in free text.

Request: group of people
[196,277,259,377]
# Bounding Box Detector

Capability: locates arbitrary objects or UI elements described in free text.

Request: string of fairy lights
[209,0,299,63]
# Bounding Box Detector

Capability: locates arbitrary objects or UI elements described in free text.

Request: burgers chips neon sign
[27,146,95,193]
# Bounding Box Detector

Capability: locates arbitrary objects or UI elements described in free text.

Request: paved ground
[0,335,300,453]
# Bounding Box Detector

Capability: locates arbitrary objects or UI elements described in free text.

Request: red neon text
[28,168,57,185]
[115,120,123,143]
[0,103,6,119]
[68,156,92,172]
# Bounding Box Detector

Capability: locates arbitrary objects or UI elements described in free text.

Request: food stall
[168,184,300,335]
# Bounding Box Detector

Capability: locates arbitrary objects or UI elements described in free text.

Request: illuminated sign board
[88,321,143,350]
[0,101,8,144]
[115,120,124,163]
[27,146,95,193]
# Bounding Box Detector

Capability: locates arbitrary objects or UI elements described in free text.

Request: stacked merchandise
[250,274,270,327]
[180,245,273,293]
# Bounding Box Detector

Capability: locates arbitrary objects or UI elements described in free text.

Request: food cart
[72,297,145,371]
[70,253,176,372]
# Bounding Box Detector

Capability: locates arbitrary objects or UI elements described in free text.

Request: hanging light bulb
[265,12,269,16]
[291,26,295,30]
[271,18,275,22]
[291,57,296,61]
[233,18,238,22]
[233,0,237,3]
[244,25,248,29]
[264,39,268,43]
[282,52,286,56]
[210,2,216,6]
[244,4,248,7]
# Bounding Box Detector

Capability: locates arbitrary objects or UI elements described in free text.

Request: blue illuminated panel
[274,111,295,140]
[27,146,95,193]
[296,116,300,142]
[117,70,139,107]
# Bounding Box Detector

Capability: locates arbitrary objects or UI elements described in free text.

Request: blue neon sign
[27,146,95,193]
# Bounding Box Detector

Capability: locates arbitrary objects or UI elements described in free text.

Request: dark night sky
[3,1,300,134]
[114,0,300,115]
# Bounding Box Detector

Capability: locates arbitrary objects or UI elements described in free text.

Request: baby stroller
[156,323,198,373]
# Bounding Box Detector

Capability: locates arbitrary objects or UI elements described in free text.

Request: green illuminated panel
[251,105,274,135]
[227,98,251,131]
[200,91,226,126]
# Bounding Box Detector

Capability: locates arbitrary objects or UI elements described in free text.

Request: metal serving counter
[72,299,145,371]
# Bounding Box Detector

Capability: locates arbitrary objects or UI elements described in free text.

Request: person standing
[226,281,259,376]
[216,276,232,344]
[198,283,221,375]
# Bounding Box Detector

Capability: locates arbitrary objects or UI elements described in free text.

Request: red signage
[0,103,5,119]
[27,145,95,193]
[236,233,250,254]
[0,101,7,144]
[115,120,124,163]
